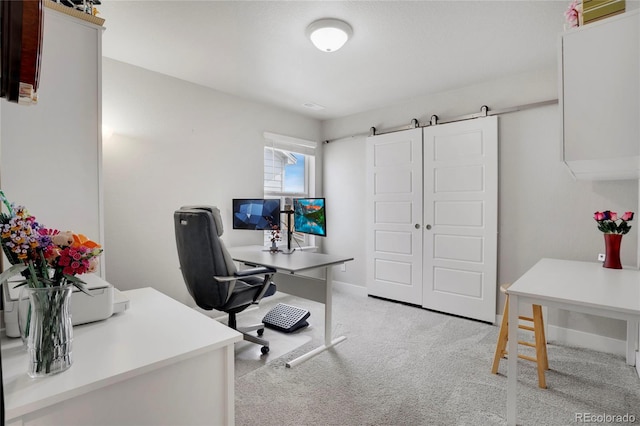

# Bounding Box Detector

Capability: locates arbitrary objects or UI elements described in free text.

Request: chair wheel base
[261,346,269,354]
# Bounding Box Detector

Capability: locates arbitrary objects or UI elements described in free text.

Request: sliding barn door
[422,117,498,323]
[366,128,423,304]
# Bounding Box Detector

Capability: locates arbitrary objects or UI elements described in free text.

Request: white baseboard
[333,280,367,297]
[547,324,626,357]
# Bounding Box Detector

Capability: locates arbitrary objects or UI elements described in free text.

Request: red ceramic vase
[603,233,623,269]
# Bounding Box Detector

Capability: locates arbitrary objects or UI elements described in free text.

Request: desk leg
[286,265,347,368]
[507,293,519,426]
[627,320,639,366]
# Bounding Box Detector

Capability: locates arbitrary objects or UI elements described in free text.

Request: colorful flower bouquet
[593,210,634,235]
[0,191,103,376]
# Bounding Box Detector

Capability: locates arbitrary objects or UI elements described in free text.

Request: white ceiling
[99,0,573,121]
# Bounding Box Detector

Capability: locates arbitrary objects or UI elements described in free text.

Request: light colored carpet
[234,287,640,426]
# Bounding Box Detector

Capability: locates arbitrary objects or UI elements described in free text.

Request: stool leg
[532,304,547,389]
[492,295,510,374]
[536,306,549,370]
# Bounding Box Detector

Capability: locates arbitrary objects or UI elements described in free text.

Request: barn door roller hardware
[368,118,419,137]
[372,105,491,135]
[328,99,557,143]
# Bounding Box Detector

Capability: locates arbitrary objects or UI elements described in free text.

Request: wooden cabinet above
[559,10,639,180]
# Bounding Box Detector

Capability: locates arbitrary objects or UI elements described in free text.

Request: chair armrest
[213,267,276,282]
[234,267,277,277]
[236,267,277,303]
[215,267,277,303]
[213,275,239,282]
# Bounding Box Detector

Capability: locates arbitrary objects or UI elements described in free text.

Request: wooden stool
[491,283,549,389]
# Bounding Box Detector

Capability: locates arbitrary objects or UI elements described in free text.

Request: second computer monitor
[293,198,326,237]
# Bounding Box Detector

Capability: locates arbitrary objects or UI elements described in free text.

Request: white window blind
[263,132,317,156]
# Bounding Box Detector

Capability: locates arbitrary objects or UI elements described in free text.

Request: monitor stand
[278,209,296,255]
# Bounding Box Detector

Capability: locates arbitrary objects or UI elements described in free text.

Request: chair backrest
[174,206,237,310]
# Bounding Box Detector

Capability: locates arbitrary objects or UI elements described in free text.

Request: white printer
[3,273,130,338]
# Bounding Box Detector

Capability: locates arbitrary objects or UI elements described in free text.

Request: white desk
[228,245,353,368]
[506,258,640,426]
[2,287,242,426]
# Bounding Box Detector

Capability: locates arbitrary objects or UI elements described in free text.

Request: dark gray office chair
[174,206,276,354]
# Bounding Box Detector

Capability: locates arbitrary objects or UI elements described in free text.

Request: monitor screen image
[293,198,326,237]
[232,199,281,230]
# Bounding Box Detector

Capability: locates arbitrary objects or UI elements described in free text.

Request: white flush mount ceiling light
[306,18,353,53]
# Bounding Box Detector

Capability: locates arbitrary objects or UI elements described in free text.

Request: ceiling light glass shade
[306,18,353,52]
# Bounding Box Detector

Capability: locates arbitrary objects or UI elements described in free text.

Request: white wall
[322,135,366,286]
[322,66,638,342]
[102,58,321,306]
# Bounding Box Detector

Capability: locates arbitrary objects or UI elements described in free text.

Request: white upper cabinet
[0,5,104,265]
[559,10,639,180]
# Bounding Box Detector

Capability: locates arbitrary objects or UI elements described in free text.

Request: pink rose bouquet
[594,210,634,235]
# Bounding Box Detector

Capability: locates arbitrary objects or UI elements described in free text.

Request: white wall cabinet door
[0,7,103,260]
[366,128,423,304]
[422,117,498,323]
[560,10,639,180]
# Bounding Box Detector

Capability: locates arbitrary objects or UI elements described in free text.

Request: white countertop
[1,287,242,420]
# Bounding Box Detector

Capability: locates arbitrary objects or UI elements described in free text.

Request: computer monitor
[293,198,326,237]
[232,199,281,230]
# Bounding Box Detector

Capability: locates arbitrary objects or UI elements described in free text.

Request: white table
[506,258,640,426]
[228,245,353,368]
[1,287,242,425]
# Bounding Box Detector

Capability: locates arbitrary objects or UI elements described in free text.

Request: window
[263,132,317,247]
[263,148,307,196]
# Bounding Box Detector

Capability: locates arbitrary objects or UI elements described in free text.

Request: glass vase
[17,285,32,346]
[603,233,623,269]
[23,284,74,377]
